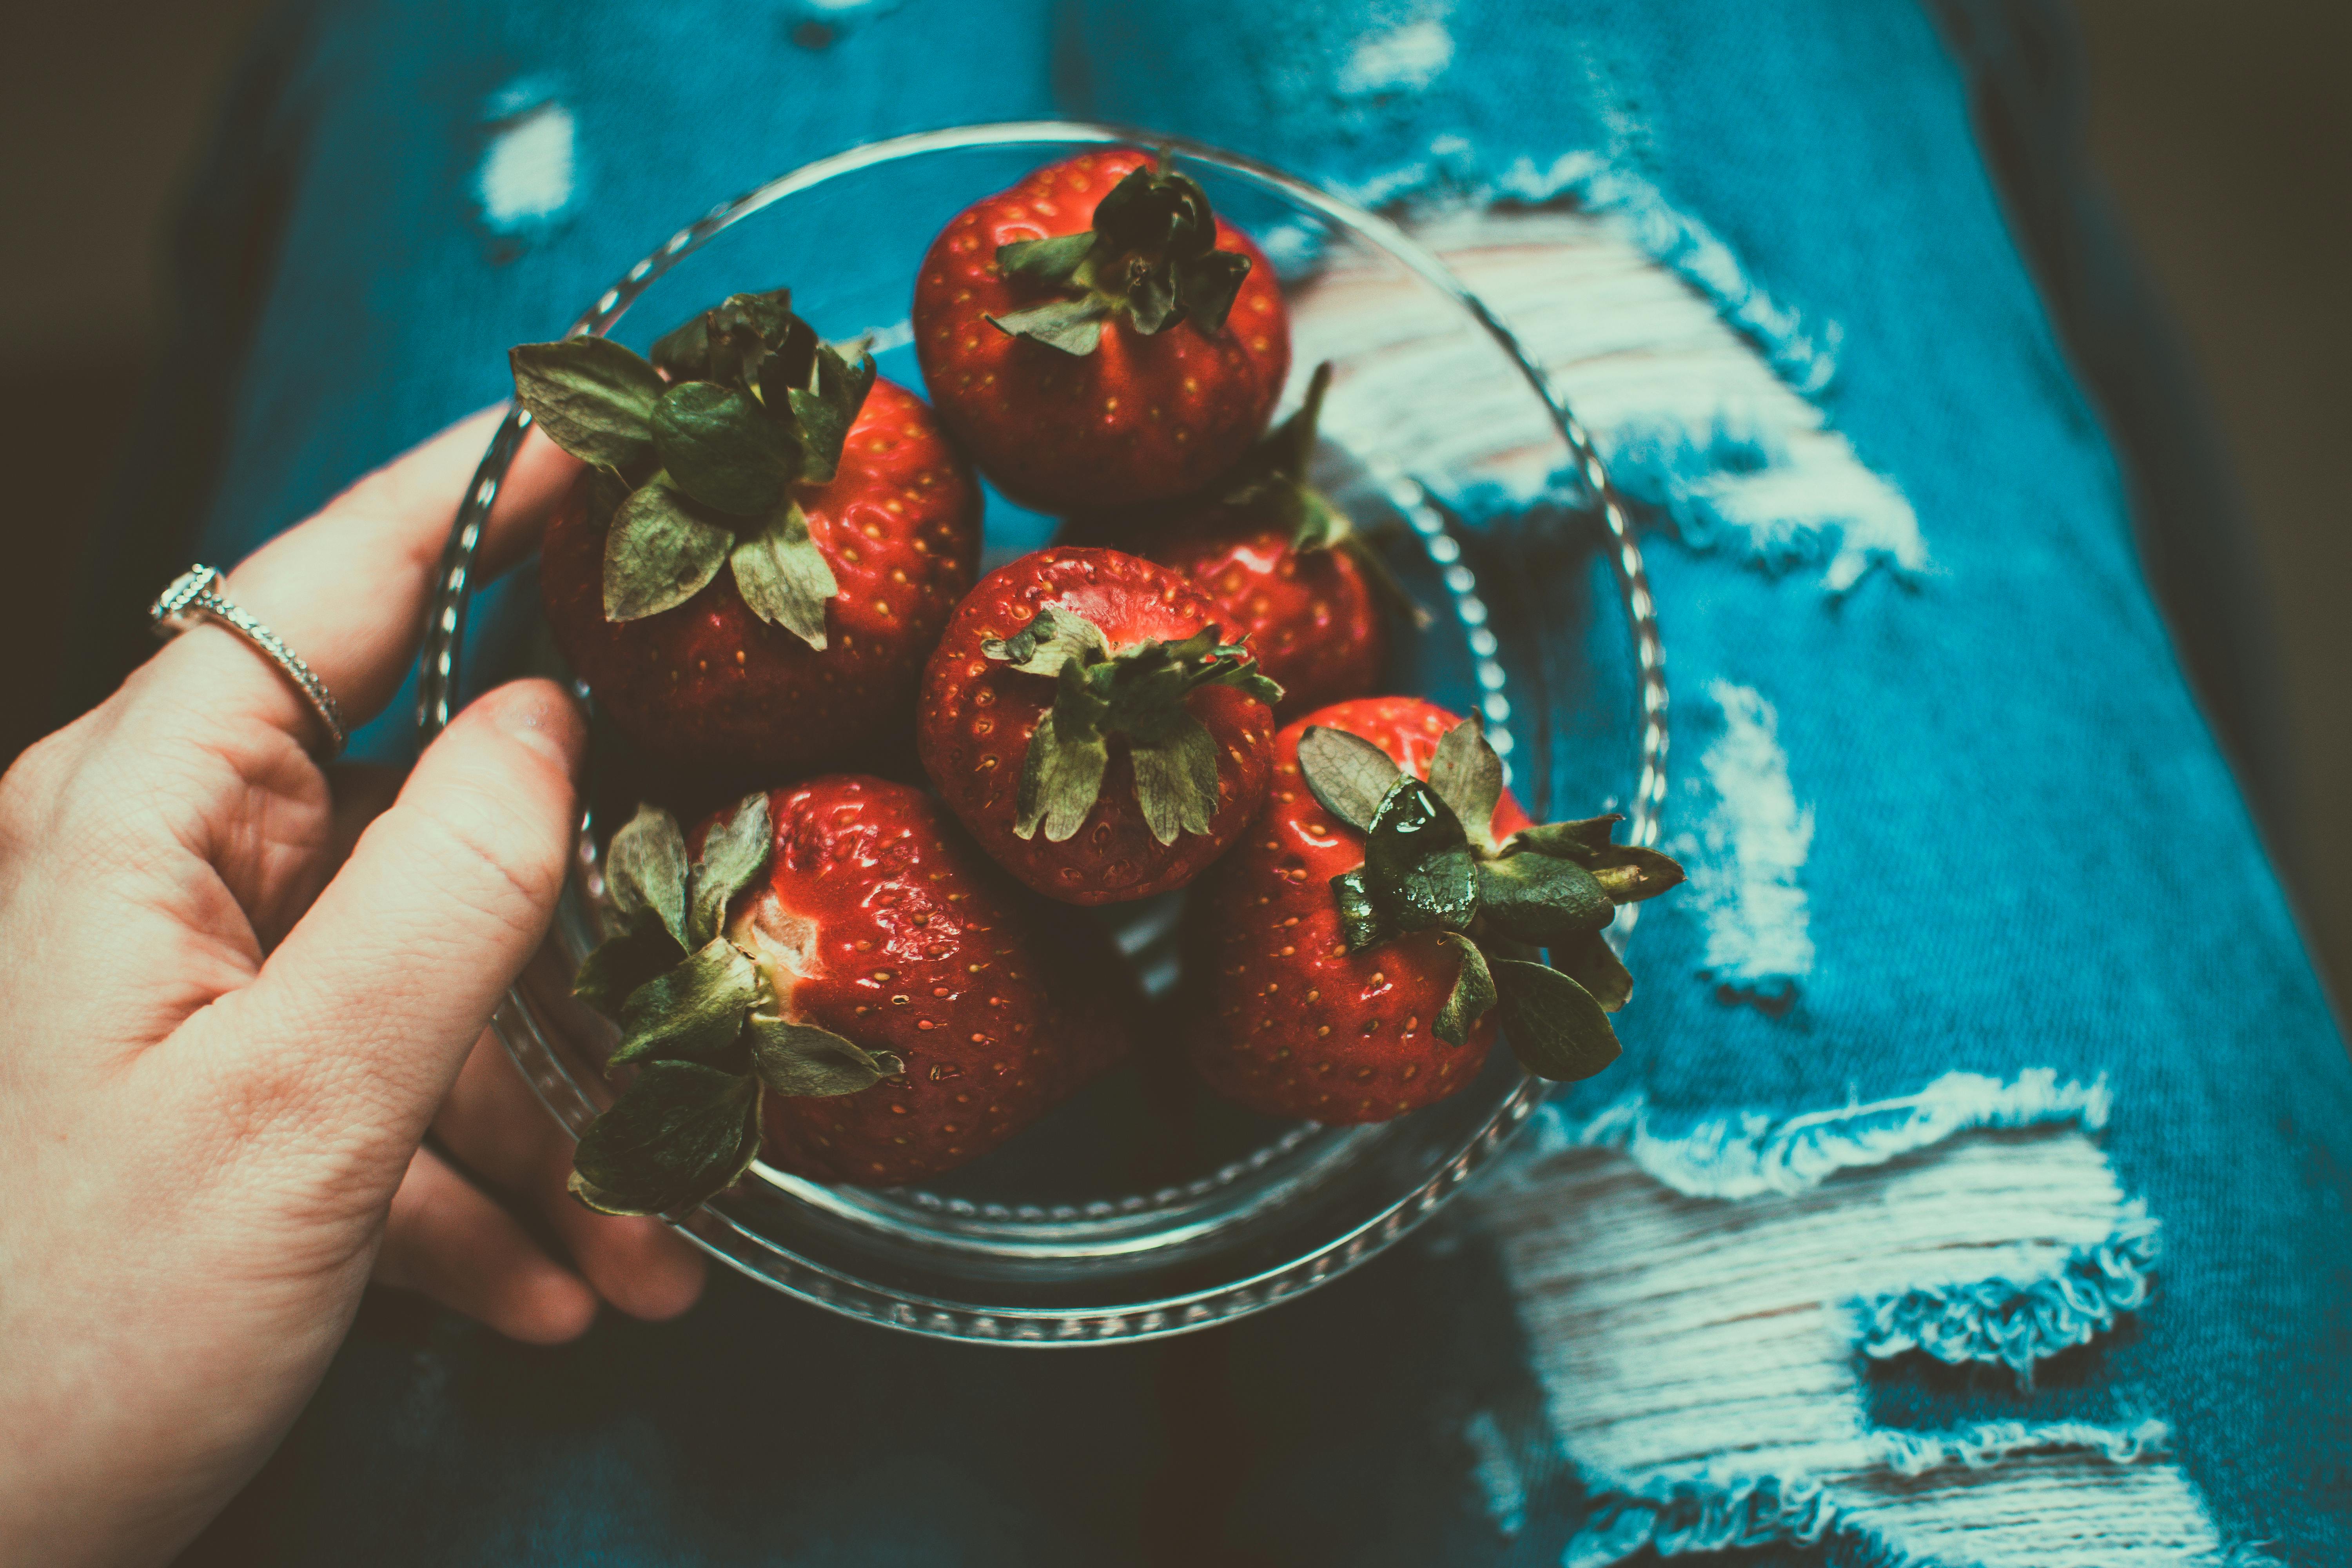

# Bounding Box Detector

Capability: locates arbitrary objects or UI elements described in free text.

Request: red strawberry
[1151,528,1381,719]
[516,289,980,773]
[1186,698,1684,1123]
[917,546,1281,905]
[1141,365,1397,717]
[913,149,1290,514]
[565,780,1132,1210]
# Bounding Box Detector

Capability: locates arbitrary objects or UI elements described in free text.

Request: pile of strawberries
[508,150,1683,1216]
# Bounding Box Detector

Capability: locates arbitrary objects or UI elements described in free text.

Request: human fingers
[182,678,584,1177]
[375,1145,599,1344]
[149,407,579,754]
[434,1029,708,1321]
[327,764,409,867]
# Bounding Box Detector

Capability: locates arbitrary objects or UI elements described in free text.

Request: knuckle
[0,715,94,834]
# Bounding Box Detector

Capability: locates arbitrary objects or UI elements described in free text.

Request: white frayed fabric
[1335,138,1843,398]
[1531,1067,2112,1200]
[1556,1428,2250,1568]
[1857,1202,2162,1384]
[1468,1117,2243,1565]
[1672,681,1813,999]
[1288,205,1926,592]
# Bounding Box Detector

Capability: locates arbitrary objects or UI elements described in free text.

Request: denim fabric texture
[122,2,2350,1564]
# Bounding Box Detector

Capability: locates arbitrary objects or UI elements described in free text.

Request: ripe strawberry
[1151,521,1380,719]
[1186,698,1684,1123]
[913,149,1290,513]
[565,780,1132,1210]
[917,546,1281,905]
[515,288,980,773]
[1141,364,1401,717]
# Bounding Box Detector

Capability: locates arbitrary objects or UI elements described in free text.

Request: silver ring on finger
[150,564,350,755]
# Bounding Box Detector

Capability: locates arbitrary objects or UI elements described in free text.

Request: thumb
[194,680,587,1154]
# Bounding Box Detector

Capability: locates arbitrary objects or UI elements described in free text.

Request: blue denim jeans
[126,2,2349,1564]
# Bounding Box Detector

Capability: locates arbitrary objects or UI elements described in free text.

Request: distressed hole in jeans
[1288,200,1927,593]
[1464,1082,2261,1566]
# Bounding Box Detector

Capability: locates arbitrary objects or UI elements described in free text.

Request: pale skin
[0,409,708,1565]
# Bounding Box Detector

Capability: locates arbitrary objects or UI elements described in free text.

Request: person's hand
[0,409,704,1566]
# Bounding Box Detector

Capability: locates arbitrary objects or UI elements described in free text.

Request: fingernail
[490,682,588,777]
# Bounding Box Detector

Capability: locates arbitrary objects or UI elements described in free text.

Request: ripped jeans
[111,1,2349,1564]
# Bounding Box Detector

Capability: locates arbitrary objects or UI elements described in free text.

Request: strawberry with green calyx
[513,289,877,640]
[1184,697,1684,1123]
[986,156,1252,353]
[1143,362,1421,717]
[913,149,1290,513]
[572,778,1134,1207]
[568,791,900,1215]
[515,288,980,771]
[740,776,1133,1187]
[918,547,1281,905]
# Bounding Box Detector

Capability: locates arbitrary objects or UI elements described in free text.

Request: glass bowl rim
[416,118,1671,1344]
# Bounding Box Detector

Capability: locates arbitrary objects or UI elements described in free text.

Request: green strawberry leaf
[652,287,802,385]
[1475,853,1615,945]
[569,1060,762,1217]
[508,337,665,472]
[603,803,691,949]
[610,936,761,1071]
[573,917,688,1021]
[996,230,1095,285]
[989,296,1112,356]
[1490,958,1621,1082]
[1089,162,1181,252]
[1013,679,1111,843]
[1284,487,1348,554]
[1428,714,1503,846]
[1195,649,1289,710]
[1296,724,1403,834]
[1271,361,1334,483]
[649,314,713,383]
[1127,263,1181,336]
[1131,714,1221,846]
[1174,249,1250,334]
[747,1015,904,1098]
[1552,931,1634,1013]
[981,160,1251,350]
[1332,867,1385,953]
[712,290,813,388]
[601,481,733,622]
[687,792,773,949]
[1503,814,1622,858]
[982,605,1110,675]
[1435,933,1497,1046]
[652,381,793,516]
[1589,850,1688,904]
[993,609,1277,843]
[1098,626,1215,740]
[1216,363,1362,559]
[1362,776,1479,935]
[1504,816,1687,904]
[782,341,877,485]
[728,499,837,650]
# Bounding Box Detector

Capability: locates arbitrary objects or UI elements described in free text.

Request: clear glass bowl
[419,122,1668,1344]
